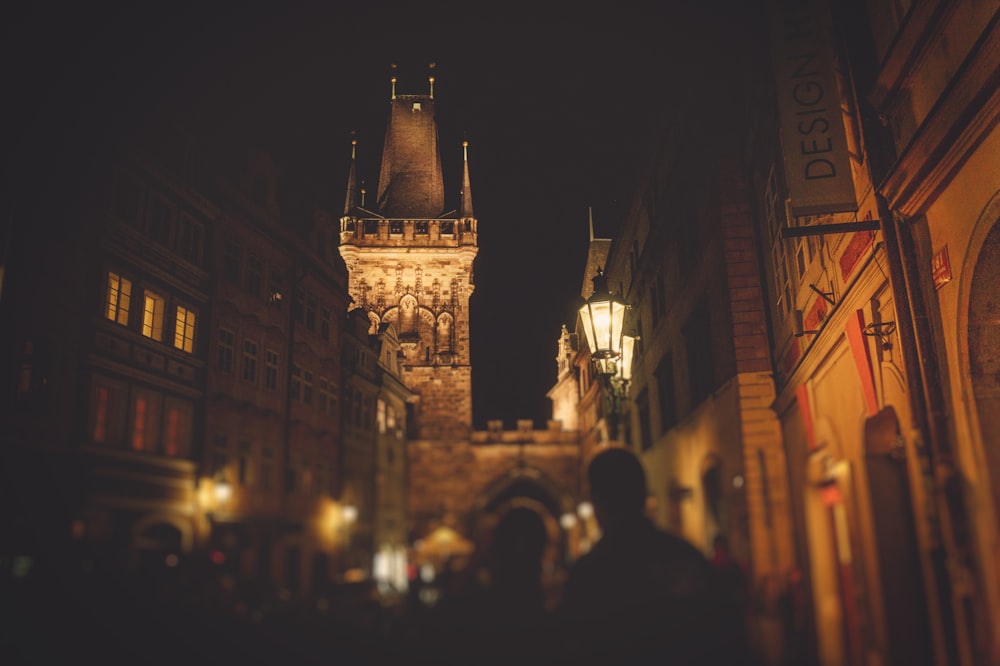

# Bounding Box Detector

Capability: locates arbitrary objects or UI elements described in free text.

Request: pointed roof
[459,140,474,218]
[376,66,446,218]
[343,133,359,215]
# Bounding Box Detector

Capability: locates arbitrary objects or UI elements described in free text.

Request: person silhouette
[557,446,746,666]
[423,506,555,666]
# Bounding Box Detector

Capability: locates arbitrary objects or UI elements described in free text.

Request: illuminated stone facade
[338,72,583,557]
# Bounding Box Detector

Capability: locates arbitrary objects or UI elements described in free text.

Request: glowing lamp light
[214,479,232,504]
[342,504,358,524]
[560,513,578,530]
[577,501,594,520]
[578,269,628,377]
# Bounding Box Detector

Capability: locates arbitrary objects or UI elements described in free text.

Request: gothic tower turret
[338,65,479,440]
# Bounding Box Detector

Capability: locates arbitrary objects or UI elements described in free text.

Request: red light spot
[209,550,226,565]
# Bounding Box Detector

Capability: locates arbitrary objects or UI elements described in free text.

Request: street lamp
[578,269,632,441]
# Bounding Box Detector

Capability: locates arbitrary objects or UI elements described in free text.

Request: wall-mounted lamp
[863,321,896,348]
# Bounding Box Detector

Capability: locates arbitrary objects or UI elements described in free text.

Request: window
[94,386,109,443]
[91,376,126,446]
[246,254,263,297]
[217,328,235,372]
[223,241,241,283]
[130,390,161,454]
[765,167,792,319]
[162,400,192,458]
[142,290,165,341]
[148,195,174,247]
[302,369,313,405]
[242,339,258,383]
[105,272,131,325]
[132,397,148,452]
[238,441,252,486]
[175,214,202,264]
[174,306,196,353]
[319,378,331,415]
[655,354,677,434]
[377,398,386,434]
[269,270,284,306]
[264,350,279,390]
[320,307,331,341]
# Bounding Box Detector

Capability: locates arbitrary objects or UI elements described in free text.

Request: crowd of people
[7,447,759,665]
[404,446,754,666]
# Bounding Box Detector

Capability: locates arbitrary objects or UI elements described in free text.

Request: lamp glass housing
[578,271,627,373]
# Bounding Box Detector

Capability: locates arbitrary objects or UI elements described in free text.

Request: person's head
[587,446,647,524]
[491,506,547,578]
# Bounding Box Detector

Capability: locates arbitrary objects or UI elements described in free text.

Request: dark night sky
[5,1,756,430]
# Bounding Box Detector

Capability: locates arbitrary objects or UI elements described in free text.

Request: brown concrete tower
[338,64,478,441]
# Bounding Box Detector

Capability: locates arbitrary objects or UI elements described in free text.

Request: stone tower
[338,65,478,441]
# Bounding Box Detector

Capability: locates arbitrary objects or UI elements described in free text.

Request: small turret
[343,132,359,215]
[459,139,474,218]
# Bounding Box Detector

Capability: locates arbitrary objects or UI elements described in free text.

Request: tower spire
[589,205,595,241]
[428,62,436,99]
[459,138,474,218]
[390,63,398,100]
[343,132,359,215]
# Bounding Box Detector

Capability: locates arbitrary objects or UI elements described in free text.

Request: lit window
[217,328,234,372]
[377,399,386,434]
[242,339,258,382]
[142,291,165,341]
[105,272,132,325]
[174,306,196,352]
[264,350,278,390]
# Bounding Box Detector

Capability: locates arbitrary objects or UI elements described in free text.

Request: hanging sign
[767,0,858,216]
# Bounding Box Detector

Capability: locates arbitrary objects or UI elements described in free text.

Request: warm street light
[213,478,232,505]
[578,268,628,376]
[578,269,633,441]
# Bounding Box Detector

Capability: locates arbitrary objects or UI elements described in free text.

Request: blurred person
[421,505,556,665]
[557,446,750,665]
